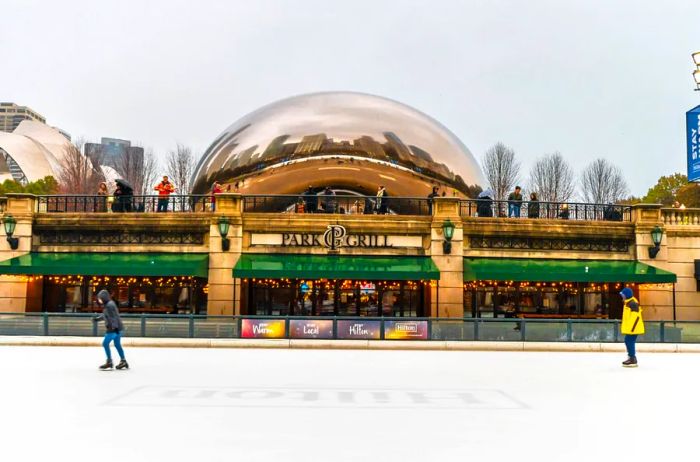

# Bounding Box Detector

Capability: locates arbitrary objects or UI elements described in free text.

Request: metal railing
[0,313,698,343]
[36,195,213,213]
[242,194,431,216]
[460,199,632,222]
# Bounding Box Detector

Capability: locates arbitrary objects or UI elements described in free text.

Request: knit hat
[619,287,633,300]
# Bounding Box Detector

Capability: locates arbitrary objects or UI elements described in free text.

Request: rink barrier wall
[1,313,700,344]
[1,335,700,352]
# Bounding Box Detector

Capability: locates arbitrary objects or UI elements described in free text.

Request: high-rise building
[0,102,47,133]
[85,137,144,171]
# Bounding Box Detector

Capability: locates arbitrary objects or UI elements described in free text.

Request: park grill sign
[282,225,393,251]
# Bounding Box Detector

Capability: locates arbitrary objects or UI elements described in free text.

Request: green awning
[0,253,209,277]
[234,254,440,280]
[463,258,676,283]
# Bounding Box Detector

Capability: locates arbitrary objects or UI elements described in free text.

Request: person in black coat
[302,186,318,213]
[528,192,540,218]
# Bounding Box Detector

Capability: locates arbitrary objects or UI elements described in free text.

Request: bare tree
[141,148,159,196]
[114,144,145,195]
[165,143,195,194]
[58,138,104,194]
[528,152,575,203]
[482,142,520,201]
[580,158,629,204]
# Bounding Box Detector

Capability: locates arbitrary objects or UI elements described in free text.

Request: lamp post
[693,51,700,91]
[3,215,19,250]
[218,216,230,251]
[648,225,663,259]
[442,218,455,254]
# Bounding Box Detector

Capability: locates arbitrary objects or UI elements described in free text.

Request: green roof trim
[463,258,676,283]
[233,254,440,280]
[0,253,209,277]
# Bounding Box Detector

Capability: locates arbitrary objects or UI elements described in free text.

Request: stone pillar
[207,194,243,316]
[430,197,463,318]
[631,203,674,319]
[0,194,35,313]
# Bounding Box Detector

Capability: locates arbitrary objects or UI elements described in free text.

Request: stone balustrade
[661,208,700,226]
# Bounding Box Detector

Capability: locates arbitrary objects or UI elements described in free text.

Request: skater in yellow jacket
[620,287,644,367]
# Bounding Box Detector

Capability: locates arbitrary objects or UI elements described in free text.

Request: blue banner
[687,105,700,182]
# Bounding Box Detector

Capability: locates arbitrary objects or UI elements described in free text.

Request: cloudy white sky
[1,0,698,196]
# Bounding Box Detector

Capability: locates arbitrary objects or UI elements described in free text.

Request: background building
[0,102,46,133]
[84,137,144,171]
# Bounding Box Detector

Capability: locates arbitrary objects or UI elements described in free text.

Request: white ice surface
[0,346,698,462]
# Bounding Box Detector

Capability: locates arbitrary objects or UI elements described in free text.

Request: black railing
[0,313,698,343]
[460,199,632,222]
[36,195,213,213]
[242,194,431,216]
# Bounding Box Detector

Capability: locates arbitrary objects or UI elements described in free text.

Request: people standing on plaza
[93,289,128,371]
[294,197,305,213]
[154,175,175,212]
[620,287,644,367]
[112,179,134,212]
[527,191,540,219]
[303,185,317,213]
[96,182,109,212]
[322,186,336,213]
[476,189,494,217]
[507,186,523,218]
[427,186,439,215]
[376,185,388,214]
[350,200,363,214]
[558,203,570,219]
[210,181,223,211]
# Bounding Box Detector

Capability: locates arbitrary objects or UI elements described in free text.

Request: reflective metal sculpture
[191,92,485,197]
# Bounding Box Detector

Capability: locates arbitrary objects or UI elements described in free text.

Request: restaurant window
[246,279,425,317]
[41,276,207,314]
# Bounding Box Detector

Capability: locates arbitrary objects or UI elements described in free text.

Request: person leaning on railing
[211,181,223,212]
[96,182,109,212]
[527,192,539,218]
[154,176,175,212]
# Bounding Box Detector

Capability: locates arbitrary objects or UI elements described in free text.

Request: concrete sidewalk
[1,335,700,352]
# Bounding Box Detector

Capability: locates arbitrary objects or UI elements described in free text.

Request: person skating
[620,287,644,367]
[93,289,128,370]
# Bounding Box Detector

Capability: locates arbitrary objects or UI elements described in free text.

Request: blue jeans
[157,198,169,212]
[624,334,638,358]
[103,332,125,361]
[508,203,520,217]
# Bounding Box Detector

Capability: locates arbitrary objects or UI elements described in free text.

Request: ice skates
[622,357,638,368]
[99,359,113,370]
[116,359,129,370]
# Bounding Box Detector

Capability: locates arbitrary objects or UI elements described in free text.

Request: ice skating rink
[1,346,698,462]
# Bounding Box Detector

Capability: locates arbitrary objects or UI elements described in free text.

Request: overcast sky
[1,0,699,196]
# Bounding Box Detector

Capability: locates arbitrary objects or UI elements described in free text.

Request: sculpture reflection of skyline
[190,92,485,196]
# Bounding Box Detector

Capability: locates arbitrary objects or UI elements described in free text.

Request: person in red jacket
[154,176,175,212]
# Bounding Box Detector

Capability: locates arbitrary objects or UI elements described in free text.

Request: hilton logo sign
[282,225,393,251]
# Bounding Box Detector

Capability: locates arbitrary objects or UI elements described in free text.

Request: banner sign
[289,319,334,339]
[384,320,429,340]
[336,320,381,339]
[687,105,700,182]
[241,319,286,339]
